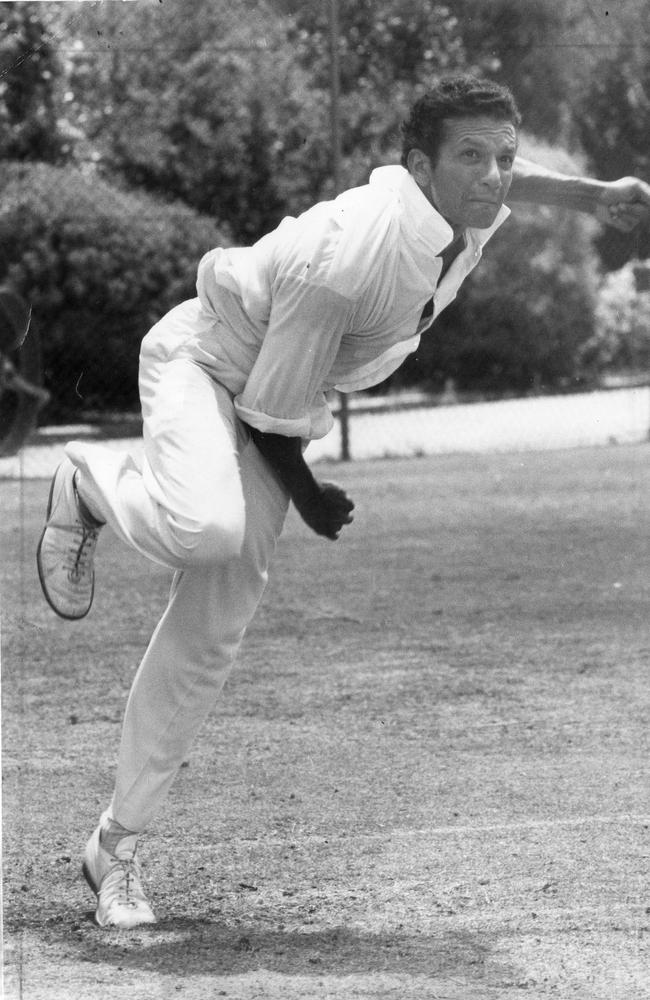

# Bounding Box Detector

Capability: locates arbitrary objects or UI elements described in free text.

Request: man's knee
[166,508,245,565]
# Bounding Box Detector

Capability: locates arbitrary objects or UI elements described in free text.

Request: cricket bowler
[36,76,650,928]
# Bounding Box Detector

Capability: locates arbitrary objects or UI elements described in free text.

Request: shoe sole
[81,860,105,927]
[36,462,94,621]
[81,860,99,896]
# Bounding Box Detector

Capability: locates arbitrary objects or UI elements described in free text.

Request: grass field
[2,444,650,999]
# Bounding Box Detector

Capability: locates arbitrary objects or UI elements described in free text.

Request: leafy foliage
[451,0,573,141]
[575,9,650,269]
[578,261,650,374]
[0,2,66,162]
[56,0,310,242]
[279,0,466,197]
[58,0,465,239]
[0,162,229,419]
[4,0,649,415]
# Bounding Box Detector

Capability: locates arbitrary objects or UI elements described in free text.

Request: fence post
[328,0,351,462]
[338,391,350,461]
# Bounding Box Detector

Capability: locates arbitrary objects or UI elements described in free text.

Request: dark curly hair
[401,75,522,167]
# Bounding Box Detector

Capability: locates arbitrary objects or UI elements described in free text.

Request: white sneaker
[82,816,157,929]
[36,457,103,620]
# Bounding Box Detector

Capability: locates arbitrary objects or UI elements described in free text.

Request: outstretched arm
[246,425,354,540]
[509,156,650,232]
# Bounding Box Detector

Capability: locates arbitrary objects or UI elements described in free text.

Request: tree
[450,0,573,142]
[0,2,67,162]
[279,0,466,194]
[575,14,650,269]
[57,0,307,242]
[56,1,466,239]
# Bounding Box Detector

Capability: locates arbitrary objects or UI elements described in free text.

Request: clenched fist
[595,176,650,232]
[294,480,355,540]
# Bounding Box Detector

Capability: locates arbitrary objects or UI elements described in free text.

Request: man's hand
[595,177,650,232]
[245,425,355,540]
[293,480,355,540]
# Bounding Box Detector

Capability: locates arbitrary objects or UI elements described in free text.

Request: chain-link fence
[2,380,650,481]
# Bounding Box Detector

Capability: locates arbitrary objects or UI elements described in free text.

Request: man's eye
[500,156,514,167]
[462,150,480,160]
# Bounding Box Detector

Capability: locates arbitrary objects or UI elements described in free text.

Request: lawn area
[2,444,650,999]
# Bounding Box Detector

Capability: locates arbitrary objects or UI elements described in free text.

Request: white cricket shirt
[196,164,509,440]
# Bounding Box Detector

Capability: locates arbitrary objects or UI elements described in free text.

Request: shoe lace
[108,857,143,909]
[66,523,99,584]
[122,861,138,907]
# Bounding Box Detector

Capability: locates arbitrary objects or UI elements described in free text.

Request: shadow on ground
[11,915,502,983]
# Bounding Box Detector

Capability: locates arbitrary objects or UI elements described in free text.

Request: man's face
[414,115,518,232]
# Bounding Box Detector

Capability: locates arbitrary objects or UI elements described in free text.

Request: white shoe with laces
[82,815,157,929]
[36,457,103,620]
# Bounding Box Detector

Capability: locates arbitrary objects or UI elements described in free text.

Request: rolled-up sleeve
[234,273,354,440]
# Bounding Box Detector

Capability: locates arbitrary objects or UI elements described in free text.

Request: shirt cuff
[234,397,334,440]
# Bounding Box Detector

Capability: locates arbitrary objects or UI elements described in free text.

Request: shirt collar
[369,164,510,253]
[470,203,511,248]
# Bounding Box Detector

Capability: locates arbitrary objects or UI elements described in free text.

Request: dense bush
[578,260,650,374]
[0,4,66,163]
[0,162,230,421]
[575,2,650,270]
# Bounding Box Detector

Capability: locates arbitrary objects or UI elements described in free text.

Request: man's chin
[465,202,502,229]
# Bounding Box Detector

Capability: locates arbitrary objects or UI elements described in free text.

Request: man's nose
[480,156,502,190]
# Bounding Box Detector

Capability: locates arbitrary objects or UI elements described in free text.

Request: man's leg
[37,300,247,620]
[84,435,289,926]
[68,303,248,569]
[110,436,288,830]
[35,298,286,925]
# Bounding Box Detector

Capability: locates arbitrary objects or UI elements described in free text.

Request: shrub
[0,161,230,421]
[578,260,650,374]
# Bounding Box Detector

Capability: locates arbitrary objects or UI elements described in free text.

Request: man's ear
[406,148,433,190]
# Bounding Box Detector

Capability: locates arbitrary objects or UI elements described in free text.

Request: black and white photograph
[2,2,649,997]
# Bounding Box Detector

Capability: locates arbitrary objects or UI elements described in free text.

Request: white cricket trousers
[65,299,289,832]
